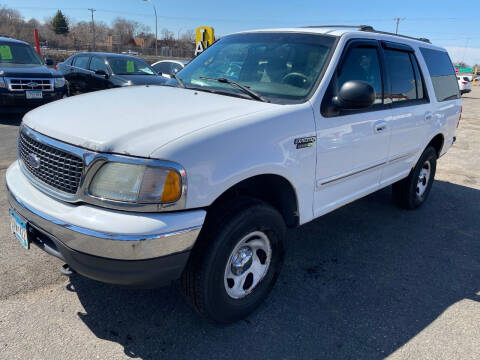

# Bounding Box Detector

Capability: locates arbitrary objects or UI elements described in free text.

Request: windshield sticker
[126,60,135,73]
[0,45,13,60]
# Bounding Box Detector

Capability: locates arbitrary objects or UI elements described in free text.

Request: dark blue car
[57,52,168,95]
[0,36,67,113]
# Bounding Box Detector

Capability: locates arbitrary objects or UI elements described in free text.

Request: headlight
[89,162,182,203]
[54,77,66,88]
[0,77,6,88]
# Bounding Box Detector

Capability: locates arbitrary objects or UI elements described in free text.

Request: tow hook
[60,263,76,276]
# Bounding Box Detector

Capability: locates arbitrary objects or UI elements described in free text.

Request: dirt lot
[0,88,479,360]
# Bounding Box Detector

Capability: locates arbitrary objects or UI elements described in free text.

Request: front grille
[19,131,84,194]
[7,78,54,92]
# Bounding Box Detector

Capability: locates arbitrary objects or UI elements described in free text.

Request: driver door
[313,39,392,217]
[88,56,111,91]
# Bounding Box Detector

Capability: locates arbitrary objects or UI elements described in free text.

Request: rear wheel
[181,198,285,323]
[392,146,437,209]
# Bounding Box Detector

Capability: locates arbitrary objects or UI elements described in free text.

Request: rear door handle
[374,121,387,134]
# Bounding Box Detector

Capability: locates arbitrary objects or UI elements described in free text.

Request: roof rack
[303,25,431,44]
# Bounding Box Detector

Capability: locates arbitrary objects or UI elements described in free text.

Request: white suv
[6,25,461,323]
[457,75,472,95]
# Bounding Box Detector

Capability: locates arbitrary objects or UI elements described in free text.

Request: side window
[410,53,425,100]
[322,44,383,117]
[171,63,183,74]
[337,47,383,104]
[73,56,89,69]
[90,57,108,73]
[420,47,460,102]
[384,49,417,102]
[152,62,172,75]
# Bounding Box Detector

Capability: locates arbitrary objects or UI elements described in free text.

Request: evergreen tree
[51,10,69,35]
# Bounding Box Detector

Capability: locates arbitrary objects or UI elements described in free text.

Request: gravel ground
[0,88,479,360]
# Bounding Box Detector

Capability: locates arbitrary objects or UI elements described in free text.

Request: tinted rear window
[420,48,459,102]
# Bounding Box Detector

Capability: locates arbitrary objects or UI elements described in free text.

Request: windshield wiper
[199,77,269,102]
[172,74,185,88]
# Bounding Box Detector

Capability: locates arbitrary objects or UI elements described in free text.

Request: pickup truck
[6,26,461,323]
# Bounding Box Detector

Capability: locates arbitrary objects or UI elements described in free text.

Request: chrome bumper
[6,161,205,261]
[8,187,202,260]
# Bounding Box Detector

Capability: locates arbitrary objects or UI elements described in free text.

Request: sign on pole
[195,26,215,56]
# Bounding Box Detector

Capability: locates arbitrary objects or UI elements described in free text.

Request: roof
[233,26,445,51]
[75,52,142,59]
[0,36,30,45]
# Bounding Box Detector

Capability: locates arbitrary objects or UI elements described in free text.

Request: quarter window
[420,47,459,102]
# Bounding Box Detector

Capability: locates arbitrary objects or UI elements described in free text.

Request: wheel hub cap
[231,246,253,275]
[416,160,431,197]
[224,231,272,299]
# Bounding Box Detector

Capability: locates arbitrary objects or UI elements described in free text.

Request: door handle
[374,121,387,134]
[425,112,433,122]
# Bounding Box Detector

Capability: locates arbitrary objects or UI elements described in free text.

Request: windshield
[177,33,335,103]
[107,57,155,75]
[0,41,43,65]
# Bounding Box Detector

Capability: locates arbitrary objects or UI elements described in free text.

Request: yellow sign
[195,26,215,56]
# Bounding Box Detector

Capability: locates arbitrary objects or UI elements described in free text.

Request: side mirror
[95,70,109,78]
[45,58,54,66]
[333,80,375,110]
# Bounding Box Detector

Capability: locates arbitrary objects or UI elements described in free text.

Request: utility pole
[88,8,96,51]
[394,17,405,34]
[143,0,158,56]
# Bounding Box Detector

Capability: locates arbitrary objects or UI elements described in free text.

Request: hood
[0,64,60,78]
[23,85,277,157]
[114,74,168,86]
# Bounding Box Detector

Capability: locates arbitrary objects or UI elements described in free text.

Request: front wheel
[181,198,286,323]
[392,146,437,209]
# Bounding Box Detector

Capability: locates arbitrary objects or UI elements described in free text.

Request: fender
[151,102,318,225]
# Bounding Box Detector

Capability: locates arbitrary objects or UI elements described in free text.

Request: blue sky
[3,0,480,65]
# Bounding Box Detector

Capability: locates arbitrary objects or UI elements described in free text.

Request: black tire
[392,146,437,209]
[181,197,286,323]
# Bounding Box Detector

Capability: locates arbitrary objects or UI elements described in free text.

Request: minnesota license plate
[9,209,29,249]
[26,90,43,99]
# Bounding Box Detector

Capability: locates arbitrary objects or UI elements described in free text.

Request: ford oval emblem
[26,82,39,88]
[27,153,41,169]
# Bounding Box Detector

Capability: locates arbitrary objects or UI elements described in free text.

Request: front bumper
[0,88,66,112]
[6,161,206,286]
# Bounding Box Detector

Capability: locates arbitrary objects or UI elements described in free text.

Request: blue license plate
[9,209,29,249]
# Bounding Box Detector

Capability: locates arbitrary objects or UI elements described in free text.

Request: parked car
[0,36,67,112]
[457,75,472,95]
[7,26,460,323]
[151,59,189,78]
[121,50,140,56]
[57,52,167,95]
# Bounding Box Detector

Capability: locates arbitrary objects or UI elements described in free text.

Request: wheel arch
[426,133,445,157]
[206,173,300,228]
